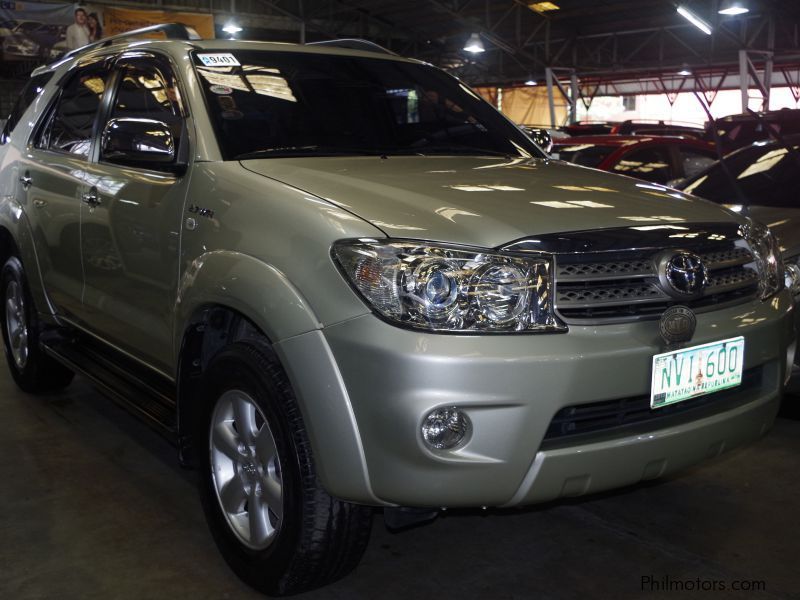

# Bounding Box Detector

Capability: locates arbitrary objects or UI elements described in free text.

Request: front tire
[1,256,73,393]
[195,341,373,596]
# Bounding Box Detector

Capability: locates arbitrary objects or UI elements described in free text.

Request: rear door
[21,58,111,318]
[77,53,190,374]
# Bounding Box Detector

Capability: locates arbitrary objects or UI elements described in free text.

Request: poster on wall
[0,2,99,62]
[0,2,213,71]
[101,7,215,40]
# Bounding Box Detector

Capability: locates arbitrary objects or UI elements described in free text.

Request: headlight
[333,239,565,333]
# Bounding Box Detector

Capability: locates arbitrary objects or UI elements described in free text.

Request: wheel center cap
[241,461,259,481]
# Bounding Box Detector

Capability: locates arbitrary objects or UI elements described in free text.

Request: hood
[242,156,743,248]
[746,206,800,258]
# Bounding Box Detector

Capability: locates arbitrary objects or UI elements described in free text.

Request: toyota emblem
[656,251,709,299]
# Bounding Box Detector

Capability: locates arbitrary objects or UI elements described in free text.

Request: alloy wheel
[5,279,28,369]
[209,389,284,550]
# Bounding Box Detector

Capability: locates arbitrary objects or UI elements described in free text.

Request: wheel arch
[0,203,55,319]
[175,301,380,505]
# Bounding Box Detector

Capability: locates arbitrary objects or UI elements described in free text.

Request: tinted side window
[684,146,800,207]
[554,144,615,168]
[1,72,53,144]
[36,64,110,157]
[612,146,673,183]
[108,60,183,145]
[679,147,717,179]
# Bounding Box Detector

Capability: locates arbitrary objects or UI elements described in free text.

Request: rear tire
[195,340,373,596]
[1,256,73,393]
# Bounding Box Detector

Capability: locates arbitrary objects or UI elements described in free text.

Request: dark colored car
[551,135,718,185]
[558,120,618,136]
[521,125,553,153]
[612,119,705,138]
[677,135,800,345]
[705,109,800,153]
[678,136,800,264]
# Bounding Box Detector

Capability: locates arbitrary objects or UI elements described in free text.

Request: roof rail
[306,38,396,56]
[60,23,201,62]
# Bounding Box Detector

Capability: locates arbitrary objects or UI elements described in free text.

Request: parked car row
[550,134,717,185]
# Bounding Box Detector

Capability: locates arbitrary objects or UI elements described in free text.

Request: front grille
[541,365,764,447]
[555,243,759,322]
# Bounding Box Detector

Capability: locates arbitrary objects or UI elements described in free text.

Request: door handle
[82,187,100,208]
[19,172,32,189]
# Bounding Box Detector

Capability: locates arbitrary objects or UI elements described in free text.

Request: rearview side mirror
[101,118,185,172]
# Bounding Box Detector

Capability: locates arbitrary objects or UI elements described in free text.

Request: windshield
[192,50,542,160]
[681,143,800,207]
[552,143,615,167]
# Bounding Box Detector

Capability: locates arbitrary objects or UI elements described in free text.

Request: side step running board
[42,333,178,441]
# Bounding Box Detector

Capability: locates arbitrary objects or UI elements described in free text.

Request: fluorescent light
[463,33,485,53]
[222,23,242,35]
[529,1,560,12]
[719,1,749,15]
[677,6,712,35]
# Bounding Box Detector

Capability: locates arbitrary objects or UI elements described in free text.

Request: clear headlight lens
[333,239,565,333]
[741,220,784,300]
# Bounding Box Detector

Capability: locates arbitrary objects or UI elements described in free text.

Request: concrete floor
[1,367,799,600]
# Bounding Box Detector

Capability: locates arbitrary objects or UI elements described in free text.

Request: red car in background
[551,135,718,185]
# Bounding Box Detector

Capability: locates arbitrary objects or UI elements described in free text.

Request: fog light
[421,407,471,450]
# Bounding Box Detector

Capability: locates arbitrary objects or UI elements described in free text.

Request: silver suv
[0,25,795,596]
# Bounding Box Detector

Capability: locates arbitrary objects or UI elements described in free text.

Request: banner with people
[0,3,214,69]
[0,2,97,62]
[102,7,215,40]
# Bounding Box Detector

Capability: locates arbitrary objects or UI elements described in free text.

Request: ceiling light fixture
[525,77,538,86]
[677,64,692,76]
[676,5,712,35]
[718,1,749,15]
[463,33,485,53]
[222,23,243,35]
[528,1,560,12]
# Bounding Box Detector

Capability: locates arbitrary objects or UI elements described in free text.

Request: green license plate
[650,336,745,409]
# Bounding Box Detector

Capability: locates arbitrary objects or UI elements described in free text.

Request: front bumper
[276,290,794,508]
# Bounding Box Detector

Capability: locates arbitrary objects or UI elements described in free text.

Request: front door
[78,54,190,374]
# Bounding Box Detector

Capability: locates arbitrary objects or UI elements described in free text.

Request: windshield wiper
[235,146,389,160]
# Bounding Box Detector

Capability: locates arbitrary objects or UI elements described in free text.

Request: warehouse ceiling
[202,0,800,85]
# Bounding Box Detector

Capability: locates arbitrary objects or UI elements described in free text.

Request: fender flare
[174,250,321,356]
[0,196,56,318]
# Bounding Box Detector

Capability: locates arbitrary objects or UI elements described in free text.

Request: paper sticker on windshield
[197,53,240,67]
